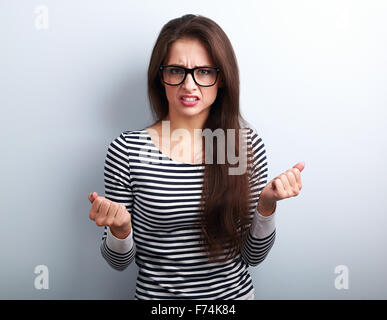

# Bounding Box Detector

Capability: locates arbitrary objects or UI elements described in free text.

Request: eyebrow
[168,63,214,68]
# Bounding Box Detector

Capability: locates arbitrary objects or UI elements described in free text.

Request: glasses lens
[162,67,218,86]
[194,68,217,86]
[162,67,185,85]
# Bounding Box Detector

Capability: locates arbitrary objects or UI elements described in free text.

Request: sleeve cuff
[106,226,134,254]
[250,206,276,239]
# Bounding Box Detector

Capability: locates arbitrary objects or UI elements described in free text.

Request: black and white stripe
[100,127,276,300]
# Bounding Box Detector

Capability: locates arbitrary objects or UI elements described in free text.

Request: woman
[88,14,305,300]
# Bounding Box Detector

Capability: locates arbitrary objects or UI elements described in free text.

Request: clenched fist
[88,192,132,239]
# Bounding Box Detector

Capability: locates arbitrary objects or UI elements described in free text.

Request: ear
[218,77,224,88]
[159,74,165,87]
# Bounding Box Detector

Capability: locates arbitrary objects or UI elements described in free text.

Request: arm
[240,128,276,267]
[100,133,136,271]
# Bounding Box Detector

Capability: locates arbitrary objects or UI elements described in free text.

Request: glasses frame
[159,65,221,87]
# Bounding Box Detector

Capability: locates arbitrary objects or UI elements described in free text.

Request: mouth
[180,95,200,106]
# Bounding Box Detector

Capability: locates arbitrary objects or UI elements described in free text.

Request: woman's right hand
[88,192,132,239]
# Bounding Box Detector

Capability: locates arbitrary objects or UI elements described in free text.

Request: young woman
[88,14,304,300]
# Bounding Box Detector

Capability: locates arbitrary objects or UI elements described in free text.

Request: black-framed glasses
[159,65,220,87]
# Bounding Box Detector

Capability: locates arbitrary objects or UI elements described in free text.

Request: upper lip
[180,95,200,100]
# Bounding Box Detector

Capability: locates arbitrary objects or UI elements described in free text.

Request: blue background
[1,0,386,299]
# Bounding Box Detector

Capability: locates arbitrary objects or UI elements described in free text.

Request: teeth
[182,97,198,101]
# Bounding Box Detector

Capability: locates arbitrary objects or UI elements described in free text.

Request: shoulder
[121,128,147,141]
[241,126,266,164]
[109,128,147,145]
[106,128,147,154]
[241,126,262,144]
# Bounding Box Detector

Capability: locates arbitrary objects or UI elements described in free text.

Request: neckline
[142,128,205,166]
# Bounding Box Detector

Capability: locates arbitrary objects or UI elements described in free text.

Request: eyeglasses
[159,65,220,87]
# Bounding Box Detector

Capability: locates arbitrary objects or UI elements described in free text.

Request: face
[161,38,222,121]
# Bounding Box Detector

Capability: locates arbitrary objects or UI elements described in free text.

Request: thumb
[88,192,98,203]
[293,161,305,173]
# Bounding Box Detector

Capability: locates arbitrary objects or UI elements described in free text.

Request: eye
[198,68,213,75]
[170,68,184,74]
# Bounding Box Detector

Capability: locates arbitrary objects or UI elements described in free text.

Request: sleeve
[100,132,136,271]
[240,128,276,267]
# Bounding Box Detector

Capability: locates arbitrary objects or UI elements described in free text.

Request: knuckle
[95,218,105,227]
[114,202,121,212]
[100,200,110,212]
[113,204,121,215]
[102,199,110,207]
[106,204,115,215]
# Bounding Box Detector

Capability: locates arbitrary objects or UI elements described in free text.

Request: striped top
[100,127,276,300]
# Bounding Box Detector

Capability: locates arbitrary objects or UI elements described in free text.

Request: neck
[162,109,209,139]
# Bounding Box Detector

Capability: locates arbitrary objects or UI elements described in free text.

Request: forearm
[240,198,277,266]
[100,226,136,271]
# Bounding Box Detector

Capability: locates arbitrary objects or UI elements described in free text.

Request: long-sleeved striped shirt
[100,127,276,300]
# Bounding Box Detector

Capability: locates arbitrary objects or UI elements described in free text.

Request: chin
[178,105,210,116]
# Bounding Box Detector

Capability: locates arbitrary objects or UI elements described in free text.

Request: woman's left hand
[257,161,305,216]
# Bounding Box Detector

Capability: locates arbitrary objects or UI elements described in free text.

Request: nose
[182,72,197,90]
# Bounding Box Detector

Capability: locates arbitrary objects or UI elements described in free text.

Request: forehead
[166,38,213,66]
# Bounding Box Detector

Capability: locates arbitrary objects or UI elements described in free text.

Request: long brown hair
[147,14,259,264]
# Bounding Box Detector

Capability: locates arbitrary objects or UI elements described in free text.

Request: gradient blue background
[1,0,386,299]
